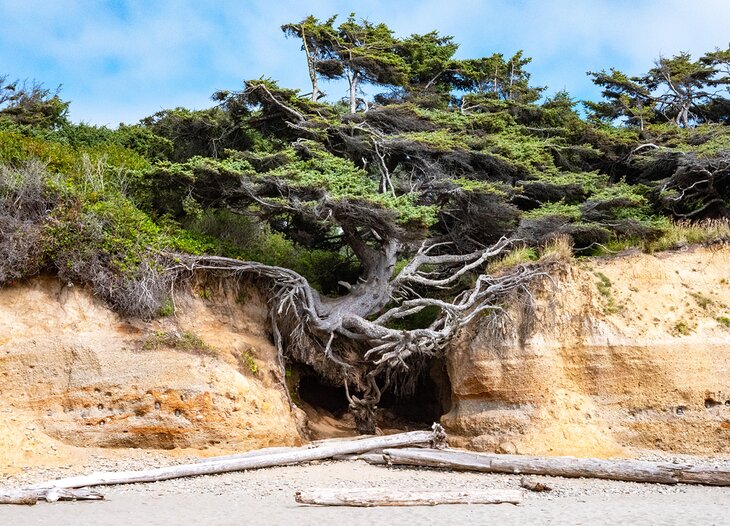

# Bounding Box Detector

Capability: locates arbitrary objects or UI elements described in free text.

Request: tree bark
[30,429,444,490]
[294,488,522,506]
[383,448,730,486]
[348,71,360,113]
[0,487,104,505]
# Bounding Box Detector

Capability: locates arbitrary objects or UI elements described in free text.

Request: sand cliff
[1,246,729,473]
[443,245,730,457]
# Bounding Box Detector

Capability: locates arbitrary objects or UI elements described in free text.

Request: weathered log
[331,453,388,464]
[195,445,297,464]
[195,434,386,464]
[294,488,523,507]
[30,427,444,490]
[383,448,730,486]
[0,487,104,505]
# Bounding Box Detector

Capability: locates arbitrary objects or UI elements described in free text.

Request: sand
[2,459,729,525]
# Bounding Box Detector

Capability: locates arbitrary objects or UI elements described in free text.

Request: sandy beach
[2,456,729,525]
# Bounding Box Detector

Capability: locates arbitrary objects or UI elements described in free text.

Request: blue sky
[1,0,728,126]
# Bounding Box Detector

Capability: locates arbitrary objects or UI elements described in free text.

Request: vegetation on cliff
[1,18,728,431]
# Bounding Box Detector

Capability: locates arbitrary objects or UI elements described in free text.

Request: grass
[487,246,538,273]
[594,272,620,314]
[541,235,574,261]
[648,219,730,252]
[142,330,216,355]
[584,219,730,256]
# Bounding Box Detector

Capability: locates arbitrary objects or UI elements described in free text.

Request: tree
[144,80,546,433]
[644,52,717,127]
[588,48,730,128]
[281,16,340,102]
[585,69,655,129]
[394,31,459,105]
[332,14,410,113]
[453,51,545,115]
[0,76,69,129]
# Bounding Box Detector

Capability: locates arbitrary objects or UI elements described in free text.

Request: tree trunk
[30,429,444,490]
[348,71,360,113]
[300,29,320,102]
[0,488,104,505]
[383,448,730,486]
[294,488,523,506]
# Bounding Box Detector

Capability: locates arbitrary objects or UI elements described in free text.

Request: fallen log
[30,426,445,490]
[383,448,730,486]
[331,453,388,464]
[195,435,384,464]
[294,488,522,507]
[195,445,297,464]
[0,487,104,505]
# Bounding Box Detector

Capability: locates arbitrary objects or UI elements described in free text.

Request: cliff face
[2,246,729,471]
[442,246,730,457]
[0,276,301,472]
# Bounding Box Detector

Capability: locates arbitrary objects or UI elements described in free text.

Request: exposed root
[165,236,544,431]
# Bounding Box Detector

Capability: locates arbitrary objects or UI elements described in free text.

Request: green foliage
[142,330,216,355]
[594,272,621,313]
[238,347,259,375]
[2,27,729,328]
[487,246,538,273]
[267,149,438,227]
[523,201,582,221]
[0,76,69,130]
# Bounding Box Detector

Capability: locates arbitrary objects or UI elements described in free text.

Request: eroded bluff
[443,246,730,457]
[0,275,301,470]
[1,246,729,470]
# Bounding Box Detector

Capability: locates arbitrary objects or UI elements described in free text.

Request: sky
[1,0,728,127]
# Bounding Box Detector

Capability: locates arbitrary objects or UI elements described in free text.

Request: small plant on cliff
[595,272,621,313]
[142,330,216,356]
[673,321,693,336]
[716,316,730,328]
[238,347,259,375]
[689,291,714,310]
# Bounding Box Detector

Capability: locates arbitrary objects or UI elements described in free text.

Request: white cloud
[1,0,728,124]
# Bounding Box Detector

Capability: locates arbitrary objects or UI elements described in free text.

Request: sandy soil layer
[2,459,729,525]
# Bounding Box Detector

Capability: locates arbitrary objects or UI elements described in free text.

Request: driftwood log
[195,434,396,464]
[383,448,730,486]
[0,487,104,505]
[294,488,523,507]
[28,427,444,490]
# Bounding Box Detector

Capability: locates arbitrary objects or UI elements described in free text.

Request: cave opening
[293,358,452,431]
